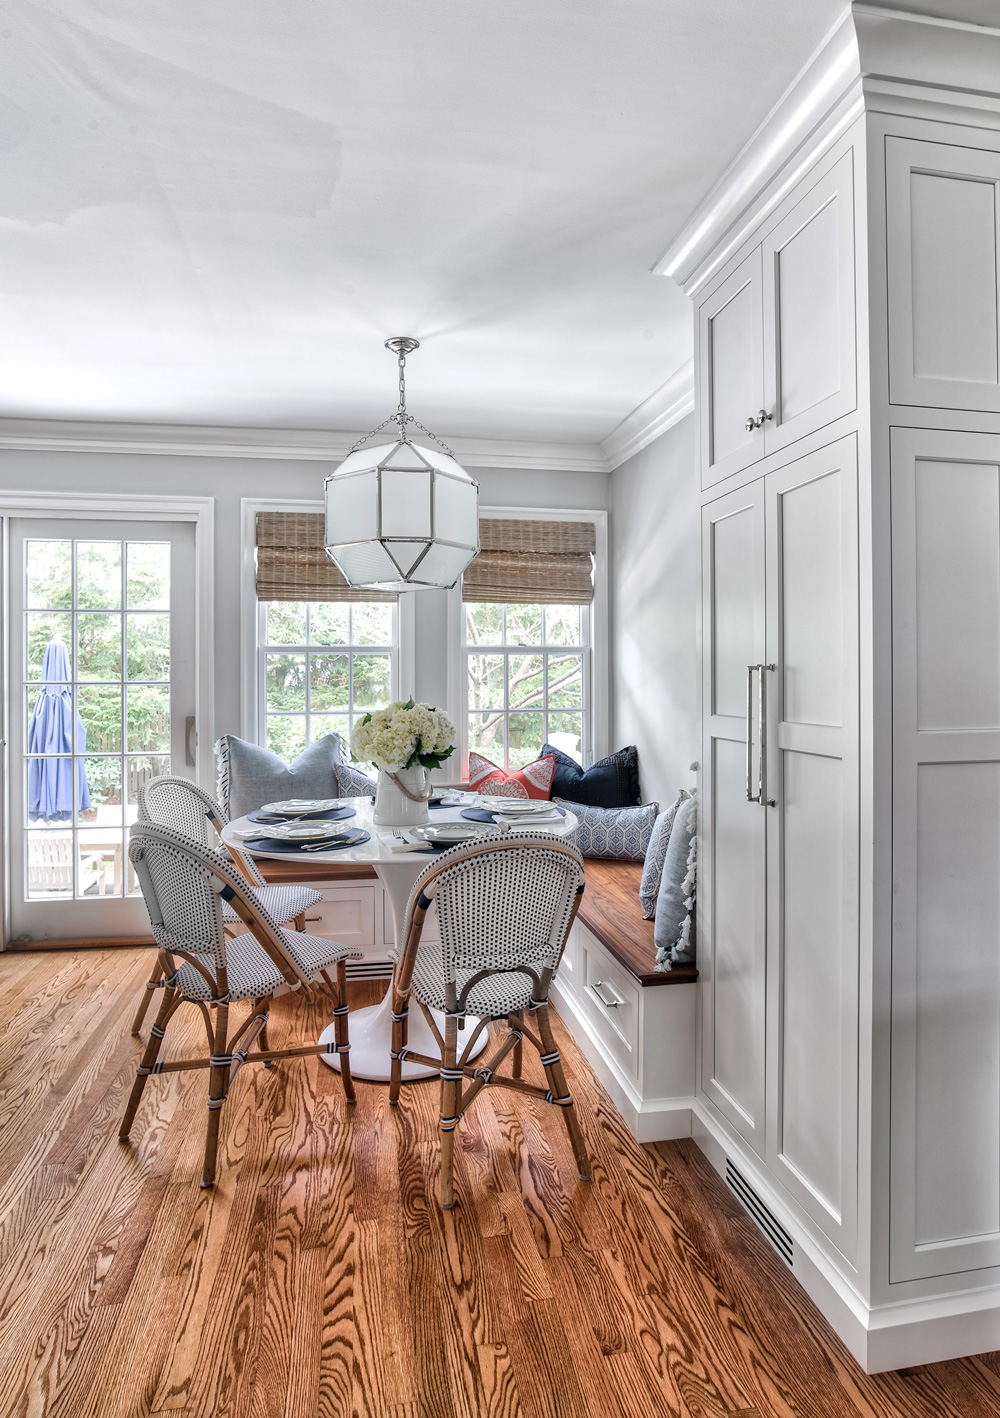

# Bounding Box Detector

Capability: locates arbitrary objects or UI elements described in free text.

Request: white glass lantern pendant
[324,338,480,591]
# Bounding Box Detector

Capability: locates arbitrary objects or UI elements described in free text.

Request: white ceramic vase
[373,764,431,827]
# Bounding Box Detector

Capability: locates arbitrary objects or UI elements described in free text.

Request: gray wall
[0,447,609,738]
[610,414,699,808]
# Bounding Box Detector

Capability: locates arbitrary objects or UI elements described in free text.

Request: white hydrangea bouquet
[351,699,456,826]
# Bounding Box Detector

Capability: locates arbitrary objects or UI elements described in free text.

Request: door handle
[185,715,197,769]
[746,664,777,807]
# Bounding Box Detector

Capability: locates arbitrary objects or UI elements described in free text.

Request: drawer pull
[591,980,623,1010]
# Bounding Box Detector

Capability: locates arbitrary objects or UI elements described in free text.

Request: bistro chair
[122,821,359,1188]
[130,775,324,1035]
[388,833,590,1209]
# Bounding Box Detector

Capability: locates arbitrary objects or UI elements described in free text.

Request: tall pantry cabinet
[664,4,1000,1372]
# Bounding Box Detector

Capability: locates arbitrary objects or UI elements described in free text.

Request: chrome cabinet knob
[745,408,774,433]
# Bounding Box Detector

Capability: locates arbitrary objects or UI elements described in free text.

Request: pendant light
[323,338,480,591]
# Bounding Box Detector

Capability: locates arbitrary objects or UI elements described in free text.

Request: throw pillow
[468,751,556,800]
[541,742,641,808]
[214,733,344,820]
[335,763,378,798]
[555,798,658,861]
[653,793,697,963]
[638,792,688,919]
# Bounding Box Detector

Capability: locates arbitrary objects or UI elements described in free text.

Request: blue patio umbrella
[28,638,91,822]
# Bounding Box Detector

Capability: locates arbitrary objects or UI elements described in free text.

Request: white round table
[221,798,578,1083]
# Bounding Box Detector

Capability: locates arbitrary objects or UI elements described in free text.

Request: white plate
[268,820,355,842]
[477,797,560,815]
[410,823,500,844]
[260,798,345,816]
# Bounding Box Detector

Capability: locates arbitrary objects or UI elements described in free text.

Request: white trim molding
[601,361,695,471]
[655,2,1000,296]
[0,417,610,474]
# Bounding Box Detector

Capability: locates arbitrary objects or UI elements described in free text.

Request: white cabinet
[700,435,860,1258]
[889,426,1000,1282]
[887,137,1000,414]
[698,151,857,490]
[699,482,767,1153]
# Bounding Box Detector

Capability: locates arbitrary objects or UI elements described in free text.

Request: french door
[8,519,196,941]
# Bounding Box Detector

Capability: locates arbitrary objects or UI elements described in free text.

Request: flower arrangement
[350,699,456,772]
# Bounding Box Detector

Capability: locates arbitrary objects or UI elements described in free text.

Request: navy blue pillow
[541,743,641,809]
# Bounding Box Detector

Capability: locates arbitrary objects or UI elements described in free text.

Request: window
[258,599,397,760]
[23,536,171,900]
[464,601,590,769]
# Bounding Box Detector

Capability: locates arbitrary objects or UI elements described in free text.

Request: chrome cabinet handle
[744,408,774,433]
[758,664,776,807]
[591,980,623,1010]
[746,664,757,801]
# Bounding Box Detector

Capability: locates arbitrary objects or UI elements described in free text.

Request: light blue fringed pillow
[335,763,377,798]
[654,793,697,969]
[555,798,658,862]
[638,792,687,919]
[215,733,344,820]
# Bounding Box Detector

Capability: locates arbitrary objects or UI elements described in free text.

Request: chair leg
[293,912,306,932]
[439,1014,460,1211]
[511,1024,523,1080]
[130,958,163,1037]
[536,1003,591,1182]
[333,960,355,1104]
[120,986,177,1140]
[389,989,407,1107]
[201,1004,232,1190]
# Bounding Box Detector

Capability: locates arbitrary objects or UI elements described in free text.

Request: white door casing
[8,517,198,941]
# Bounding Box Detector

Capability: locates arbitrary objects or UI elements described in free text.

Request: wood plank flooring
[1,947,998,1418]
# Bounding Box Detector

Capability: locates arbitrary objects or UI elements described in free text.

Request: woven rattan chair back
[138,774,268,888]
[390,834,590,1209]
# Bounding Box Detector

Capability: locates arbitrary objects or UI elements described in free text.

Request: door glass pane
[76,542,122,609]
[21,538,172,901]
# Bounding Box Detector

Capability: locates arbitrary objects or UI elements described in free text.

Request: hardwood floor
[1,948,999,1418]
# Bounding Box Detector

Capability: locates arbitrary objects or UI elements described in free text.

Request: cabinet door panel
[763,151,857,458]
[700,485,766,1151]
[891,428,1000,1281]
[764,436,859,1260]
[698,250,765,490]
[887,137,1000,412]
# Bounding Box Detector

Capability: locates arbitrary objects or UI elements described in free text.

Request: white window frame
[240,497,415,745]
[447,506,609,776]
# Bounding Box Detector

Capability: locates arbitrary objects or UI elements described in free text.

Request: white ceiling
[0,0,847,444]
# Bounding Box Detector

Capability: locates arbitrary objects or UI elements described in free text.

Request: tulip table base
[318,989,488,1082]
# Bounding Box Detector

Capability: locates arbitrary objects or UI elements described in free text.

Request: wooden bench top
[578,859,698,988]
[255,853,697,989]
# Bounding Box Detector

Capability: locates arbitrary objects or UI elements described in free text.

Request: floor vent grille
[725,1159,794,1266]
[344,959,395,981]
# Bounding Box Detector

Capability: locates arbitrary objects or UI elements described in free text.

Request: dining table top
[220,795,579,867]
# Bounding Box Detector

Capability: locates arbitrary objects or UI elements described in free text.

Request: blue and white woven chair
[130,775,324,1035]
[387,833,590,1210]
[122,821,360,1188]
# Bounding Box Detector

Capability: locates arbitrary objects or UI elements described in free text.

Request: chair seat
[398,946,539,1018]
[176,930,359,1002]
[220,883,322,927]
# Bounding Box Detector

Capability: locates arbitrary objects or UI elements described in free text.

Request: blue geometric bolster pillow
[555,798,658,862]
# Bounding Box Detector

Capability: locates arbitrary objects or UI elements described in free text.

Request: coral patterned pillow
[468,752,556,800]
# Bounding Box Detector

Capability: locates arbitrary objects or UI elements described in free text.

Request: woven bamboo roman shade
[255,512,397,603]
[462,518,595,605]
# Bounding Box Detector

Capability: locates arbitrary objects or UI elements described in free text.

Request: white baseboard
[551,979,693,1143]
[692,1101,1000,1373]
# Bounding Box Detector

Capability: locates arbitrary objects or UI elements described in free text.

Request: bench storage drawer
[578,924,641,1079]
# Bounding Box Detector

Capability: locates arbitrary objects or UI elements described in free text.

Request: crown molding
[656,3,1000,296]
[0,416,611,474]
[601,361,694,471]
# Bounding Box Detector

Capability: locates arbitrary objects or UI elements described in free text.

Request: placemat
[242,829,370,854]
[247,806,357,825]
